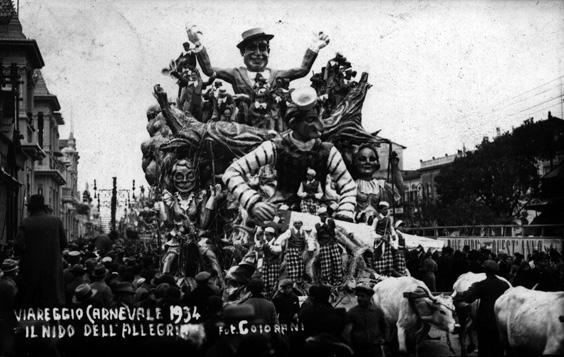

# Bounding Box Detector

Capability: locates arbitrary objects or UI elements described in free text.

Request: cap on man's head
[247,278,265,295]
[290,87,318,111]
[318,206,328,215]
[279,279,293,288]
[354,282,374,296]
[378,201,390,209]
[92,264,107,279]
[72,283,97,304]
[223,304,255,321]
[236,27,274,50]
[1,259,18,274]
[68,250,81,258]
[26,194,47,211]
[195,271,211,283]
[307,168,316,176]
[482,259,499,273]
[264,227,276,234]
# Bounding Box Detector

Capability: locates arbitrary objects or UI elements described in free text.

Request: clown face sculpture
[171,159,197,195]
[354,146,380,180]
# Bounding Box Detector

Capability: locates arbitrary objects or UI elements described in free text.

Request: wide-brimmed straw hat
[236,27,274,50]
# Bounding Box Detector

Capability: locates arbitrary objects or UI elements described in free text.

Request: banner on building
[438,237,563,256]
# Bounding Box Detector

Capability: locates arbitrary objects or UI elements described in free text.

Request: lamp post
[110,177,117,232]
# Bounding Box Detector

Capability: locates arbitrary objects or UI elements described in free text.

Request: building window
[37,112,44,147]
[0,90,15,124]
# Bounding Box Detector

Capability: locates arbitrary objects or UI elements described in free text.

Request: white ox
[451,272,511,357]
[495,286,564,356]
[373,277,457,355]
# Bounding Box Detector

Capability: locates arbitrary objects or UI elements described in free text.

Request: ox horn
[417,286,439,303]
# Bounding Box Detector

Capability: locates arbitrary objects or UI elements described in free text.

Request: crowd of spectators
[1,233,563,357]
[406,245,564,292]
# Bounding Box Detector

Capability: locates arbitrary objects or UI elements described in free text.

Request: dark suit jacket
[16,212,67,307]
[196,47,318,97]
[463,275,510,328]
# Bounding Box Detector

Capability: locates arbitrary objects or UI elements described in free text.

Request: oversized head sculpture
[286,87,323,141]
[354,144,380,180]
[171,159,197,194]
[237,28,273,72]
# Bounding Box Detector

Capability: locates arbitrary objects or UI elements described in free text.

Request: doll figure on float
[353,144,405,222]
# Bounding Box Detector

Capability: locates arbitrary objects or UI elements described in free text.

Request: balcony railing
[403,224,564,238]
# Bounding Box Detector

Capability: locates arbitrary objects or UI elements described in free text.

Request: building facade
[32,70,66,218]
[60,132,89,241]
[0,0,46,245]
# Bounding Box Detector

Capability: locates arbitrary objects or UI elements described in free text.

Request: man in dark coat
[182,271,219,320]
[272,279,300,324]
[461,260,510,357]
[299,284,346,340]
[245,279,278,324]
[343,283,387,357]
[15,195,67,307]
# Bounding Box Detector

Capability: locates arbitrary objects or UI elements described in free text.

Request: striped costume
[222,133,357,220]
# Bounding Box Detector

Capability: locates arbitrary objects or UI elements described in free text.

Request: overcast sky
[18,0,564,193]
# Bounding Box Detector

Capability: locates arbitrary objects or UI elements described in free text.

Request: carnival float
[140,25,443,301]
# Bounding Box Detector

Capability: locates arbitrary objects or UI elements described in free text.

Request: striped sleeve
[222,141,276,212]
[326,146,357,219]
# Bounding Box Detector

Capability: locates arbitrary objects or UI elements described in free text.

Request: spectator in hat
[297,167,324,214]
[272,279,300,324]
[183,271,219,320]
[205,304,256,357]
[188,25,329,99]
[72,283,98,307]
[419,252,438,291]
[299,284,347,341]
[113,281,135,307]
[245,278,278,324]
[65,264,87,304]
[15,194,67,307]
[222,86,357,224]
[84,258,97,281]
[460,260,510,357]
[201,295,224,349]
[90,265,114,307]
[343,283,387,357]
[94,234,113,256]
[0,259,18,356]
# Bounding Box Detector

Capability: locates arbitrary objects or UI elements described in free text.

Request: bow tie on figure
[254,101,268,110]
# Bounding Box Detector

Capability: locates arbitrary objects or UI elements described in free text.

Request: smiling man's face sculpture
[240,38,270,72]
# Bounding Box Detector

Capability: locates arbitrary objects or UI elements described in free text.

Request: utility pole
[110,177,117,232]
